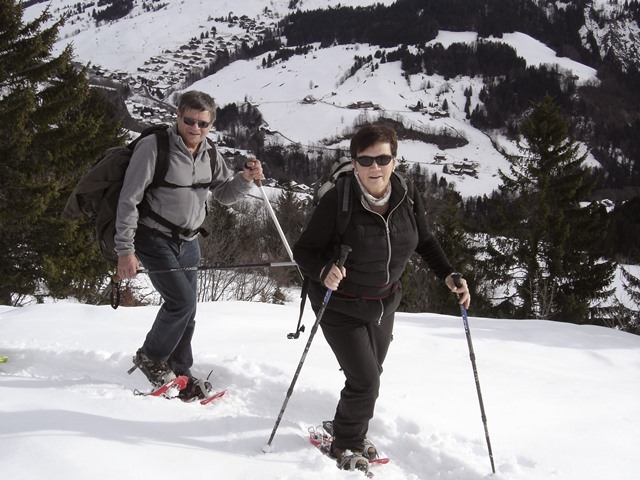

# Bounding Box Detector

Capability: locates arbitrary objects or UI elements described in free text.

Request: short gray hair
[177,90,217,122]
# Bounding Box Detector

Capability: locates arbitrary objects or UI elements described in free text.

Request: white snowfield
[1,300,639,480]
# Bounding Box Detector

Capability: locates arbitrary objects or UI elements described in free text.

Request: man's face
[176,108,213,151]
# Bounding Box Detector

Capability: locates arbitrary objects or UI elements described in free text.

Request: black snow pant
[312,284,401,450]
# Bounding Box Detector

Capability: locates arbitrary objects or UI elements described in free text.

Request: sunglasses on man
[181,116,212,129]
[355,154,394,167]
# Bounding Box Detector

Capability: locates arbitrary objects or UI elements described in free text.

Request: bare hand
[117,254,140,280]
[446,274,471,309]
[242,158,264,183]
[322,264,346,291]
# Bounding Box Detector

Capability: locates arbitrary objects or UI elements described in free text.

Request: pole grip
[452,272,463,289]
[336,244,352,269]
[244,159,263,187]
[109,275,121,309]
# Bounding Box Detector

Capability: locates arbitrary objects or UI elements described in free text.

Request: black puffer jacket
[293,172,453,300]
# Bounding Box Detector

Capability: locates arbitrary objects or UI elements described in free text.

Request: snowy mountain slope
[23,0,605,198]
[579,0,640,73]
[25,0,397,71]
[1,300,639,479]
[190,29,600,197]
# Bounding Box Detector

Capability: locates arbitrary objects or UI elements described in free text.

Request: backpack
[289,156,354,339]
[311,156,354,236]
[62,125,216,265]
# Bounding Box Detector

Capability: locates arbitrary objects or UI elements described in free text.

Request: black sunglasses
[355,154,394,167]
[181,116,212,129]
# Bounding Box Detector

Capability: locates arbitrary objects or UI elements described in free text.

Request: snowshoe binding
[178,376,213,402]
[128,348,176,388]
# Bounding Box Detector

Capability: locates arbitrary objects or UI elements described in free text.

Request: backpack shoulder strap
[393,170,408,190]
[335,174,352,237]
[150,133,217,189]
[150,128,171,188]
[206,137,217,181]
[393,171,419,224]
[292,173,351,341]
[289,277,309,339]
[139,130,215,240]
[392,170,413,203]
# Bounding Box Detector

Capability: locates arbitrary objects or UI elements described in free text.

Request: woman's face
[352,141,396,198]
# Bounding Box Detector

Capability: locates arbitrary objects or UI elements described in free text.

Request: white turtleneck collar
[354,170,392,207]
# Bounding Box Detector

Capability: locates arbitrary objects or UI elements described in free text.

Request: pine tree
[399,166,480,315]
[0,2,122,305]
[422,193,482,315]
[483,95,615,324]
[615,267,640,335]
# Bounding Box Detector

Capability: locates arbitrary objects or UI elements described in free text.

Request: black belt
[334,281,398,300]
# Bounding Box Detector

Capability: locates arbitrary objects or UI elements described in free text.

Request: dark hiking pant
[134,225,200,377]
[318,293,398,450]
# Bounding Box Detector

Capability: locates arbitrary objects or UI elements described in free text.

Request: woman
[293,124,470,472]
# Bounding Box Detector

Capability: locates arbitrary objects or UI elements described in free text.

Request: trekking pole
[108,261,297,309]
[136,260,297,275]
[262,244,351,452]
[452,273,496,474]
[254,178,304,283]
[254,174,307,339]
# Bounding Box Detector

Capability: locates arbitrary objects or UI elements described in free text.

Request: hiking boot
[132,349,176,388]
[323,421,378,461]
[178,376,213,402]
[360,438,378,460]
[331,443,369,473]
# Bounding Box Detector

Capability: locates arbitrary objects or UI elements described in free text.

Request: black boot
[178,376,213,402]
[132,349,176,387]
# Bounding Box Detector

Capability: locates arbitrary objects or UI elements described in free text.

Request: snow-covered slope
[580,0,640,73]
[1,299,639,479]
[22,0,605,198]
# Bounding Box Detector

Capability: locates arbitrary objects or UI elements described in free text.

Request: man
[115,90,263,400]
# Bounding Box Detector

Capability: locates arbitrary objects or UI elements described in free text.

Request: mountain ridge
[22,0,640,199]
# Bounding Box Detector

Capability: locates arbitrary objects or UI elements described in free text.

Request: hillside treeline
[283,0,592,64]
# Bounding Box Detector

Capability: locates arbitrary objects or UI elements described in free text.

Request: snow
[22,0,603,199]
[7,5,637,477]
[1,299,639,479]
[430,31,598,83]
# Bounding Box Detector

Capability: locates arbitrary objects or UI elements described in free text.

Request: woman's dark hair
[177,90,217,122]
[350,124,398,158]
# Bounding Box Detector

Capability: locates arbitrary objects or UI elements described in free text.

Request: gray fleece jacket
[115,124,253,257]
